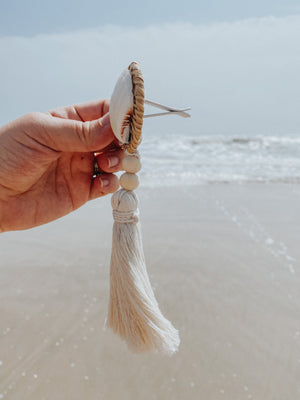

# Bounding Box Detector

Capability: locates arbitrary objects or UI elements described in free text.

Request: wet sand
[1,183,300,399]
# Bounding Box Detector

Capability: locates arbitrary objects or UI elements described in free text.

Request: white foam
[140,134,300,186]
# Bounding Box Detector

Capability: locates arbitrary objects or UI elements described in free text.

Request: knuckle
[75,120,92,149]
[23,112,41,126]
[77,119,103,150]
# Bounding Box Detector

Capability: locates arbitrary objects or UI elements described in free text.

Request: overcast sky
[1,0,300,36]
[0,1,299,136]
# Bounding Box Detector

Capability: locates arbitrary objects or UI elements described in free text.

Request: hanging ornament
[103,61,190,355]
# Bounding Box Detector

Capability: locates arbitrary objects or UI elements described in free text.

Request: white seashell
[109,68,133,144]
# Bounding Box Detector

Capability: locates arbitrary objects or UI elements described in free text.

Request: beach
[0,183,300,399]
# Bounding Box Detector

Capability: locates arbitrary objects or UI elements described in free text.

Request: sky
[1,0,300,36]
[0,1,300,136]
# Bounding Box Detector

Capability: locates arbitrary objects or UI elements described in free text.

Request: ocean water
[139,134,300,186]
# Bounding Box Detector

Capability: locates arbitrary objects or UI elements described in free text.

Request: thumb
[35,112,115,152]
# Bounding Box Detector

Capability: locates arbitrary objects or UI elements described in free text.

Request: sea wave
[188,136,300,146]
[139,134,300,186]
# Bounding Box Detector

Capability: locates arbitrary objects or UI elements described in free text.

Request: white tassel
[106,185,180,355]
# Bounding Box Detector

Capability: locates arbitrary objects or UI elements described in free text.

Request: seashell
[109,61,190,152]
[109,67,134,145]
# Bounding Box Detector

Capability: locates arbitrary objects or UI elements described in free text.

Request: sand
[0,183,300,399]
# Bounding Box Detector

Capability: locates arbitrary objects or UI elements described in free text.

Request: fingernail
[99,177,110,187]
[108,156,119,168]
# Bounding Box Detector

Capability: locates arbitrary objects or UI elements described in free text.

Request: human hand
[0,99,124,232]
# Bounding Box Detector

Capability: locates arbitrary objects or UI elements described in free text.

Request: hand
[0,99,124,232]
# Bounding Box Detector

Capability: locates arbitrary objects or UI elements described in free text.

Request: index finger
[48,99,110,122]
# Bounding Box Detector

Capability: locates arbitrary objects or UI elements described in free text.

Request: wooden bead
[119,173,139,191]
[122,155,142,173]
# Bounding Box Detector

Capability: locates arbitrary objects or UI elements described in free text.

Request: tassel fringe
[106,189,180,355]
